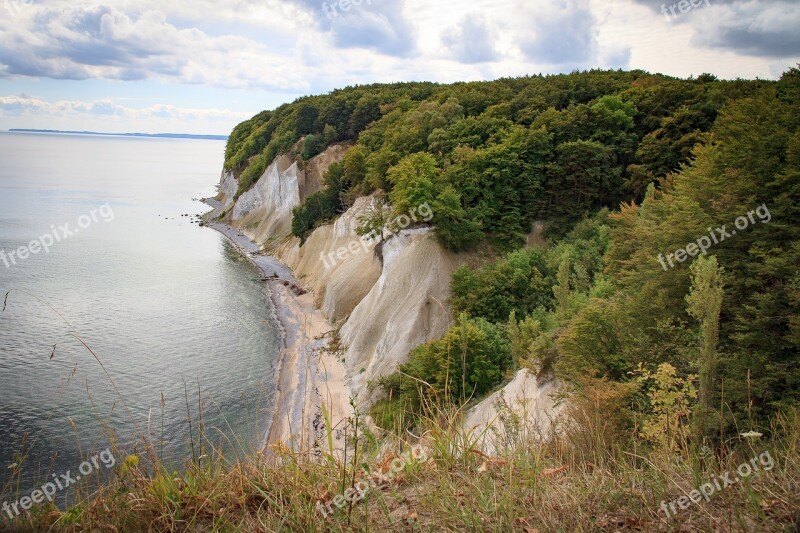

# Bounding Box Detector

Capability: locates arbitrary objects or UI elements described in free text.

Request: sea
[0,131,280,505]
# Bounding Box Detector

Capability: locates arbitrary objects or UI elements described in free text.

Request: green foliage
[301,134,325,161]
[374,315,512,431]
[685,255,724,441]
[451,249,554,323]
[636,363,697,454]
[290,162,344,241]
[451,212,610,324]
[387,152,441,217]
[295,102,319,135]
[229,71,797,441]
[341,145,368,203]
[322,124,338,145]
[582,85,800,433]
[227,71,745,249]
[429,186,483,251]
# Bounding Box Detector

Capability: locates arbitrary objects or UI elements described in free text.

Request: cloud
[0,95,250,122]
[442,15,500,64]
[518,0,598,68]
[690,1,800,58]
[0,5,310,91]
[323,0,417,57]
[630,0,800,58]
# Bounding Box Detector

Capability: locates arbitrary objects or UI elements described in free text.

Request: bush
[451,248,555,323]
[373,314,512,431]
[301,134,325,160]
[290,162,344,241]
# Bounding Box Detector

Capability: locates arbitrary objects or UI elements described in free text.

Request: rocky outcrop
[216,144,348,244]
[209,170,238,218]
[276,196,383,322]
[231,154,302,242]
[215,147,558,444]
[339,228,458,408]
[276,200,459,409]
[464,370,562,454]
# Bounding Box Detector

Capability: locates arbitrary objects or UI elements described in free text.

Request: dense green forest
[226,68,799,445]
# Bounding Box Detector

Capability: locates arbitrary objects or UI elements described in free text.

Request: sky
[0,0,798,135]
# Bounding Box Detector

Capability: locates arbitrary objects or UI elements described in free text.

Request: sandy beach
[202,199,352,458]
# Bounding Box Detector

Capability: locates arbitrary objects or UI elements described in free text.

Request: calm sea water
[0,132,280,502]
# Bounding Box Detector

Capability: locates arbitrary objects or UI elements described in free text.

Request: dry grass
[2,403,799,533]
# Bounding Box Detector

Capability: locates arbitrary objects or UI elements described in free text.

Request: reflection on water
[0,133,280,503]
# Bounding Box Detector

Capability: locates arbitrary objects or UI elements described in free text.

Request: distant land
[8,129,228,141]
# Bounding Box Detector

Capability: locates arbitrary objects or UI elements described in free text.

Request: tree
[342,145,368,197]
[685,255,724,443]
[295,103,319,135]
[301,134,325,160]
[291,162,344,241]
[542,140,621,230]
[349,95,382,137]
[322,124,338,144]
[553,255,571,313]
[387,153,441,218]
[431,186,483,251]
[398,314,512,405]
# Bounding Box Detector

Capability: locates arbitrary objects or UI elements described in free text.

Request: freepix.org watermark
[0,204,115,269]
[317,446,427,518]
[661,0,711,21]
[322,0,370,19]
[2,448,116,519]
[657,204,771,271]
[320,202,433,271]
[660,451,774,519]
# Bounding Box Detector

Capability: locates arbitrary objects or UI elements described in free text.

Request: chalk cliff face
[277,212,458,408]
[464,371,563,454]
[217,145,348,244]
[276,196,383,323]
[230,154,304,243]
[217,147,558,440]
[216,147,459,407]
[339,228,457,407]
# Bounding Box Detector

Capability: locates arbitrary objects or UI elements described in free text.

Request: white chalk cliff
[216,144,559,450]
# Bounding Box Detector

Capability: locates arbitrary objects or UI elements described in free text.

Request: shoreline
[201,199,351,457]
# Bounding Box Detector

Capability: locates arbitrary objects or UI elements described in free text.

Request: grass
[2,291,798,531]
[2,400,798,532]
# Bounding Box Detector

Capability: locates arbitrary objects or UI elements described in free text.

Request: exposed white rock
[277,196,384,323]
[339,227,459,408]
[220,145,348,243]
[209,170,238,218]
[215,147,560,446]
[464,370,562,455]
[232,154,300,240]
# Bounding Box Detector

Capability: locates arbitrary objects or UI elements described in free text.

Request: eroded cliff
[214,145,558,448]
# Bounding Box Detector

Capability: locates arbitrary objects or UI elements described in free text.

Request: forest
[225,68,799,447]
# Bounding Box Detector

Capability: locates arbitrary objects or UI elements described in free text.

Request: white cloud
[689,1,800,58]
[0,95,250,132]
[518,0,598,68]
[442,15,501,64]
[0,5,310,91]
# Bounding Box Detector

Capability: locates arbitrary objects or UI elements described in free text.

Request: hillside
[5,68,800,532]
[220,68,799,440]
